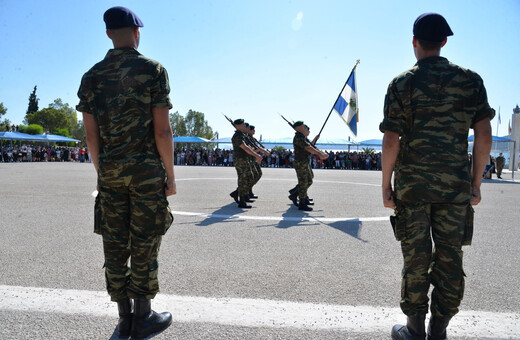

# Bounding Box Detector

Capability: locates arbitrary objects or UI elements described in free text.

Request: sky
[1,0,519,142]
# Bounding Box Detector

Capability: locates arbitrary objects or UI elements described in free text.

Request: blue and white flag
[333,69,358,135]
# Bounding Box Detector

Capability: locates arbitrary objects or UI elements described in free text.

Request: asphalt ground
[0,162,519,340]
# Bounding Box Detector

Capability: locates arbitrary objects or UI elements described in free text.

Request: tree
[26,86,39,116]
[169,111,187,137]
[49,98,77,131]
[0,102,7,118]
[184,109,217,140]
[361,147,375,155]
[18,124,44,135]
[26,107,69,134]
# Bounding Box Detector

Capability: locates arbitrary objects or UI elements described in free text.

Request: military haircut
[417,38,443,51]
[107,27,137,42]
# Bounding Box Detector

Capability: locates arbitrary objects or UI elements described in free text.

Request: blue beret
[233,119,244,125]
[104,6,143,30]
[413,13,453,42]
[249,125,255,130]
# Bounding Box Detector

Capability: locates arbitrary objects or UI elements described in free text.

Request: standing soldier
[496,152,505,179]
[290,121,328,211]
[77,7,175,339]
[380,13,493,340]
[230,119,263,208]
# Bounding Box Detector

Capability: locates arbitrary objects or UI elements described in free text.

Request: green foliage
[70,119,86,145]
[170,111,187,136]
[26,85,39,115]
[49,98,77,130]
[272,146,285,153]
[362,147,375,155]
[54,128,70,137]
[0,118,11,132]
[0,102,7,117]
[18,124,44,135]
[26,107,69,134]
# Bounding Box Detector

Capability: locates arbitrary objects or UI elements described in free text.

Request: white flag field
[332,69,358,136]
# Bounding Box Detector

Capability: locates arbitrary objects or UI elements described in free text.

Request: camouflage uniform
[293,131,314,201]
[496,154,505,178]
[380,56,494,317]
[245,134,262,186]
[232,130,254,197]
[77,47,173,302]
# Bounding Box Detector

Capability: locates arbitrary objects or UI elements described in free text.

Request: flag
[332,68,358,136]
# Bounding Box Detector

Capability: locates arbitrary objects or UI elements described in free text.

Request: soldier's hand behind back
[165,177,176,196]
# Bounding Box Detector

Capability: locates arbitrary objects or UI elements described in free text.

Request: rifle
[223,114,235,128]
[279,113,295,130]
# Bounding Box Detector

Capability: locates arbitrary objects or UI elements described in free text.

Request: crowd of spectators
[1,144,90,163]
[2,144,382,170]
[174,148,382,170]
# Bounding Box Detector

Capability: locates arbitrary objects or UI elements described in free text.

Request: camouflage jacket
[77,48,172,170]
[232,130,248,160]
[380,56,494,203]
[293,132,311,162]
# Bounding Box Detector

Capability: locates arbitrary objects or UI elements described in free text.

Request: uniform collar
[416,56,448,66]
[105,47,140,58]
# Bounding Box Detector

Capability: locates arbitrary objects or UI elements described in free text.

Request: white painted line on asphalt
[171,210,389,223]
[176,177,380,187]
[0,285,518,338]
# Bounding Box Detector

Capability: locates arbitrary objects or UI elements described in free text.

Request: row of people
[1,145,90,162]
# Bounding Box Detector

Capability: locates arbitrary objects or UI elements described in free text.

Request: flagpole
[316,60,360,140]
[496,106,500,136]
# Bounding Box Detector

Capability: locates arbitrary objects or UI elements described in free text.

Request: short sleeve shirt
[77,48,172,170]
[293,132,312,162]
[379,56,494,203]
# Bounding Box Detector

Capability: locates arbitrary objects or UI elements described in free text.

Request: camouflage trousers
[95,174,172,302]
[294,160,313,200]
[393,201,473,317]
[251,159,262,186]
[234,158,254,197]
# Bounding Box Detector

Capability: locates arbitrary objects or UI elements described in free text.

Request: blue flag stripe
[334,96,348,115]
[346,73,355,92]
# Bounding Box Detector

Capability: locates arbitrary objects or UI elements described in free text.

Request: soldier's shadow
[275,204,318,229]
[196,202,248,227]
[322,219,368,243]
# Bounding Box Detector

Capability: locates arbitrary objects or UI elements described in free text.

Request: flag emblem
[333,68,358,135]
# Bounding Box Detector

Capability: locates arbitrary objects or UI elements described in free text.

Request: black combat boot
[391,314,426,340]
[117,299,133,338]
[238,196,252,208]
[288,193,298,207]
[305,197,314,205]
[131,299,172,340]
[229,189,239,203]
[288,185,298,196]
[298,200,313,211]
[249,190,258,199]
[427,316,451,340]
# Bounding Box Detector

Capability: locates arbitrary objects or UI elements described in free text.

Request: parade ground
[0,163,519,340]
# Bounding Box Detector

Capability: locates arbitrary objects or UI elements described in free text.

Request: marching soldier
[290,121,328,211]
[230,119,263,208]
[245,124,270,199]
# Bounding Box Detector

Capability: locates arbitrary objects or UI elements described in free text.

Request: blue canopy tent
[0,131,39,141]
[32,134,80,142]
[173,136,210,143]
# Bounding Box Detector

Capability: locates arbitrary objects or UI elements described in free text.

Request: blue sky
[1,0,519,141]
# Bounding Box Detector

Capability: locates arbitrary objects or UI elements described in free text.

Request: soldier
[230,119,263,208]
[380,13,493,340]
[290,121,328,211]
[245,124,270,199]
[496,152,505,179]
[77,7,175,339]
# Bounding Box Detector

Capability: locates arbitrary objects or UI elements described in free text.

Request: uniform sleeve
[151,66,173,109]
[294,134,310,149]
[76,72,95,114]
[471,77,495,127]
[379,81,407,135]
